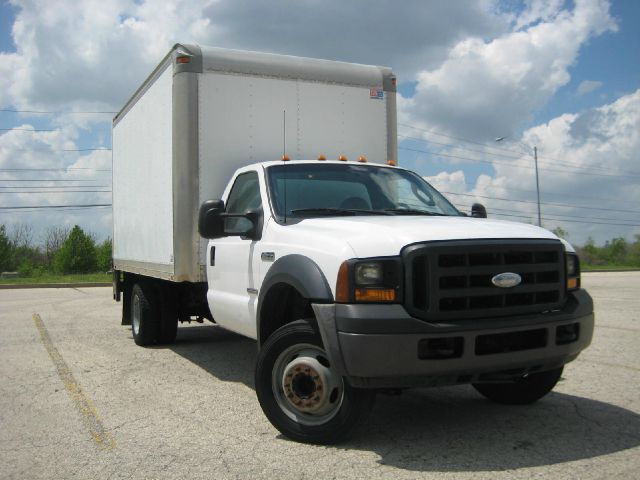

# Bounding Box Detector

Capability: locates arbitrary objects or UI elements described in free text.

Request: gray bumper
[312,289,594,388]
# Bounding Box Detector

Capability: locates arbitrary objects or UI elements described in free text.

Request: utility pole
[495,137,542,227]
[533,146,541,227]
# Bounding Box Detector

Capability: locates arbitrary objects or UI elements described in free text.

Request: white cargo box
[112,44,397,282]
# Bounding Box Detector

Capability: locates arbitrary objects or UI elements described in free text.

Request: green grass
[582,264,639,272]
[0,273,111,285]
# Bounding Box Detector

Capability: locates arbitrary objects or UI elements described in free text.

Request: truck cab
[198,159,593,444]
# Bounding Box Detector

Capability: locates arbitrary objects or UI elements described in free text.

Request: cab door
[206,171,263,339]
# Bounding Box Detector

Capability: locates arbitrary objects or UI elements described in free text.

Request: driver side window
[225,172,262,232]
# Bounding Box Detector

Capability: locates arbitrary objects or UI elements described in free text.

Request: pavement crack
[31,312,117,451]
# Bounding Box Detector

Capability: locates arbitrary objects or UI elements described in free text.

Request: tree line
[576,236,640,268]
[1,223,639,276]
[0,223,112,275]
[550,227,640,268]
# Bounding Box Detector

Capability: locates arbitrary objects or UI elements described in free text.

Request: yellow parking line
[32,313,116,451]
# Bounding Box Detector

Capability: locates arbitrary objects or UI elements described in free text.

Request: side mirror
[471,203,487,218]
[225,208,263,241]
[198,199,225,239]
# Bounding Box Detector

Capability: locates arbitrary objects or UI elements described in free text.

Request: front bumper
[313,289,594,388]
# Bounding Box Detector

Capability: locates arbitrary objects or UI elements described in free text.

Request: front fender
[257,254,333,344]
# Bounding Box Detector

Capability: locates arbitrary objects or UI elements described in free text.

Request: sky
[0,0,638,247]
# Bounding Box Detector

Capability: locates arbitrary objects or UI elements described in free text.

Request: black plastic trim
[257,255,333,344]
[335,289,592,335]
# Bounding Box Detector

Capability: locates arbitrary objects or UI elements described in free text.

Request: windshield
[266,163,460,222]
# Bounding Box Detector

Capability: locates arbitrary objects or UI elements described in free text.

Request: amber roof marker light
[338,155,348,161]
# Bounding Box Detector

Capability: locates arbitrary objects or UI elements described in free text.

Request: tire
[255,319,375,444]
[121,281,132,326]
[157,289,178,345]
[131,283,159,346]
[472,367,563,405]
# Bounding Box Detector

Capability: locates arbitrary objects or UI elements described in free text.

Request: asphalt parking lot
[1,272,638,479]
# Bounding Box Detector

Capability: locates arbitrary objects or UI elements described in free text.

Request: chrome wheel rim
[272,343,344,426]
[132,292,141,336]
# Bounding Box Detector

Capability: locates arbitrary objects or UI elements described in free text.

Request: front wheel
[255,320,375,444]
[472,367,563,405]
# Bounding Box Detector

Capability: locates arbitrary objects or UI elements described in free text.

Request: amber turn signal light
[335,262,350,303]
[355,288,396,302]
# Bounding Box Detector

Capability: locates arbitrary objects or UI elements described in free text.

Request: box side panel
[113,65,175,277]
[197,73,300,266]
[196,71,389,266]
[297,82,388,163]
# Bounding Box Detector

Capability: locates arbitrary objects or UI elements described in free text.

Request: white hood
[286,216,566,258]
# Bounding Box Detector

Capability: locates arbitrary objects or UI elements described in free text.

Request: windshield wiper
[290,208,357,216]
[290,208,393,216]
[384,208,448,216]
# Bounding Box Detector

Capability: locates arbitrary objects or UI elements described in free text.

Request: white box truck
[112,44,594,444]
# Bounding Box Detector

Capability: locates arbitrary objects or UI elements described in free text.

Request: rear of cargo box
[113,44,396,284]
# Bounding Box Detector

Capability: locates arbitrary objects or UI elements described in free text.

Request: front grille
[404,240,566,321]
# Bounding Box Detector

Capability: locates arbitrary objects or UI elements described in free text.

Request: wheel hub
[283,360,327,412]
[132,293,141,335]
[278,349,342,419]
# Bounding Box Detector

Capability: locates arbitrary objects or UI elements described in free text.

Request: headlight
[336,258,402,303]
[355,262,383,285]
[566,253,581,291]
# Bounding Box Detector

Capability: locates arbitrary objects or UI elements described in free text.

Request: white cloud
[401,0,617,141]
[432,89,640,244]
[0,0,217,112]
[576,80,603,96]
[0,124,112,242]
[0,0,508,112]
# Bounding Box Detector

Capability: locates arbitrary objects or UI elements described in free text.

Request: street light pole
[495,137,542,227]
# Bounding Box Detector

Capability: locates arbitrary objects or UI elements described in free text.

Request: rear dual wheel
[255,320,375,444]
[130,282,178,346]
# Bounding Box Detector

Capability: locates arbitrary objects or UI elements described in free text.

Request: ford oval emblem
[491,272,522,288]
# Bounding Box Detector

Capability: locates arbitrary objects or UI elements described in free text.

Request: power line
[1,109,116,115]
[443,191,640,215]
[0,185,110,189]
[0,190,111,194]
[0,179,107,182]
[399,122,585,165]
[454,202,640,227]
[399,133,640,176]
[455,202,638,224]
[5,147,112,152]
[0,167,111,172]
[0,127,56,132]
[0,203,112,211]
[400,146,640,179]
[450,181,630,205]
